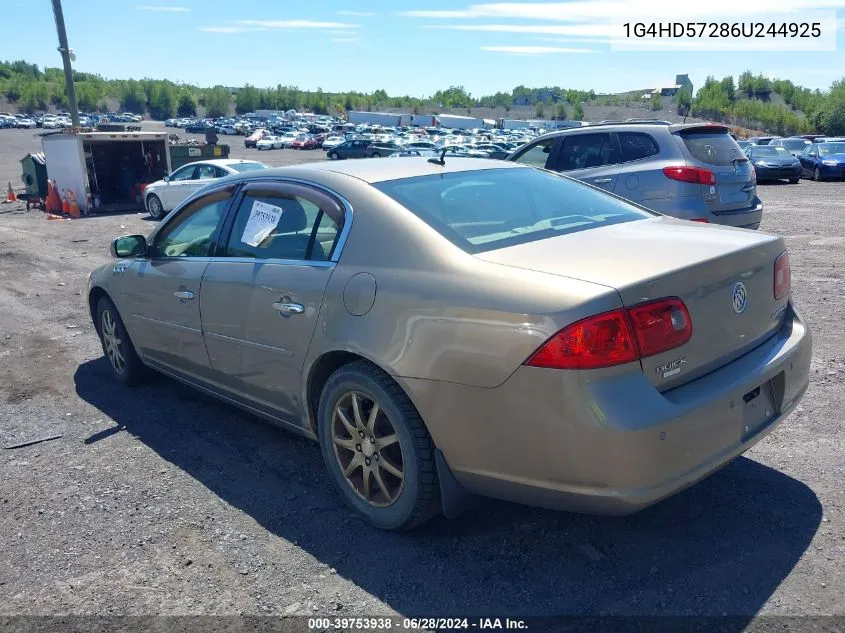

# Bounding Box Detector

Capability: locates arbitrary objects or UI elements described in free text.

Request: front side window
[223,187,343,261]
[169,165,197,181]
[149,189,232,258]
[374,167,653,254]
[511,138,555,169]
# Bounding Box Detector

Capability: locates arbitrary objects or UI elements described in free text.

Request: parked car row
[0,111,142,130]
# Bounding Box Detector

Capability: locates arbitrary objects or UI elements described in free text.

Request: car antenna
[428,147,447,166]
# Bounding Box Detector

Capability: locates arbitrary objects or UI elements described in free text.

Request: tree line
[1,59,843,134]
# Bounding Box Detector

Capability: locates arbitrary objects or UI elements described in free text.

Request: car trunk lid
[672,126,757,213]
[477,217,789,390]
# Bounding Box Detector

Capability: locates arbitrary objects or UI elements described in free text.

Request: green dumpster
[169,144,230,171]
[20,152,48,198]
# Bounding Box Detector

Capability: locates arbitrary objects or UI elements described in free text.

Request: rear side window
[618,132,659,162]
[551,133,619,171]
[680,132,745,166]
[374,167,653,254]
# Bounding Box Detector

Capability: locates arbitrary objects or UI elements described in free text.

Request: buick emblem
[732,281,748,314]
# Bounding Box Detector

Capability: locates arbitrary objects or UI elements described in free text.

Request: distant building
[649,74,694,97]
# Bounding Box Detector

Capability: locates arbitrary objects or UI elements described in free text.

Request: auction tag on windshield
[241,200,283,247]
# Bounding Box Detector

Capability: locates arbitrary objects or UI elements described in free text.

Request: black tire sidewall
[318,368,424,530]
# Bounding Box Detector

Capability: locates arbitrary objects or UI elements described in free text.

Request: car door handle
[272,302,304,314]
[593,178,613,184]
[174,290,194,300]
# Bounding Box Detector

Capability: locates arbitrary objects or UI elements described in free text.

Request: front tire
[96,297,144,386]
[147,194,165,220]
[328,152,338,160]
[813,167,822,181]
[789,178,799,184]
[317,361,440,531]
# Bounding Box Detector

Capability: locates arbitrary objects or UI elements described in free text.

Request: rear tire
[317,361,441,531]
[96,297,144,386]
[147,194,164,220]
[372,153,381,158]
[789,178,799,184]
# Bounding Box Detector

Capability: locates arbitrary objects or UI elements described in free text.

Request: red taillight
[662,166,716,185]
[774,250,791,300]
[525,298,693,370]
[525,309,638,370]
[626,298,693,358]
[690,219,709,223]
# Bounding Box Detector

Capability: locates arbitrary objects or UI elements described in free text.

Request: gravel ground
[0,125,842,622]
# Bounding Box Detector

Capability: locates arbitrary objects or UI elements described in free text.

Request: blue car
[798,141,845,181]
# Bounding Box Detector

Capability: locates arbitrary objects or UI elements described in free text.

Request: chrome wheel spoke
[374,434,397,450]
[336,407,357,436]
[379,456,403,480]
[350,393,364,429]
[366,402,380,434]
[343,455,362,477]
[372,466,392,503]
[333,436,357,451]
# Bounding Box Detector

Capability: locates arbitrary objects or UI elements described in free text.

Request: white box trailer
[347,111,404,126]
[499,118,531,130]
[410,114,436,127]
[434,114,484,130]
[41,131,170,214]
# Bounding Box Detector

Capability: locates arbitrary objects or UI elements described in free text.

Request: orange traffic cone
[67,190,80,218]
[6,182,16,203]
[61,190,70,215]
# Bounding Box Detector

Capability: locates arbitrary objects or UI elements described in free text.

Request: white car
[322,136,345,150]
[256,135,283,150]
[143,159,269,219]
[217,125,238,135]
[15,117,36,129]
[276,132,299,148]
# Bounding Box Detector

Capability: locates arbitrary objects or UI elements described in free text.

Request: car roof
[229,157,524,184]
[189,159,263,167]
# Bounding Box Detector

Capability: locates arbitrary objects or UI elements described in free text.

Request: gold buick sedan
[87,157,811,530]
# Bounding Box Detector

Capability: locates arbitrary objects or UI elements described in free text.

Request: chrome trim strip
[205,331,294,357]
[206,257,335,268]
[130,314,202,334]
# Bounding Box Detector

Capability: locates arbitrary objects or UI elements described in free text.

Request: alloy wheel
[331,391,404,507]
[148,196,163,219]
[101,309,125,375]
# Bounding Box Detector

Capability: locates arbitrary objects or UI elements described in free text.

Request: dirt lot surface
[0,125,843,622]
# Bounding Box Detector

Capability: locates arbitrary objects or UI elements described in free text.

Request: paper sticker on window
[241,200,283,247]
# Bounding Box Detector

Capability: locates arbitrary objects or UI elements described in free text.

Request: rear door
[120,186,235,383]
[546,132,622,191]
[612,131,665,204]
[674,128,757,213]
[200,181,347,422]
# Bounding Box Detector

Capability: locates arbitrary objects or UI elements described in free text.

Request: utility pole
[50,0,79,127]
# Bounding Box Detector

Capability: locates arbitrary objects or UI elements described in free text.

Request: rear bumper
[648,199,763,230]
[402,303,811,515]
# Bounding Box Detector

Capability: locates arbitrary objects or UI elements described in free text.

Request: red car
[291,135,318,150]
[244,128,269,148]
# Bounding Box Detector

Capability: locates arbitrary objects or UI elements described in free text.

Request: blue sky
[1,0,843,97]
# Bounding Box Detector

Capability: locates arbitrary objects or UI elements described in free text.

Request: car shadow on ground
[75,358,821,620]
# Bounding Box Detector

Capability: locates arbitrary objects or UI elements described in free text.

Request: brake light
[662,166,716,185]
[690,219,709,223]
[525,309,638,370]
[525,298,693,370]
[774,250,791,300]
[626,298,693,358]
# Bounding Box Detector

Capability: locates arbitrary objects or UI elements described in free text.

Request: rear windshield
[751,146,791,157]
[373,167,653,254]
[230,162,269,172]
[781,139,810,150]
[679,131,745,166]
[819,143,845,155]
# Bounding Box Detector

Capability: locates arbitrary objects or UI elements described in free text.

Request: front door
[200,181,347,423]
[160,163,199,210]
[122,187,235,382]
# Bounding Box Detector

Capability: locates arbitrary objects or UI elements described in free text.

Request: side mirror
[163,176,170,183]
[111,234,147,258]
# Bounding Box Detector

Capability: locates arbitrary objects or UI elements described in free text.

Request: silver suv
[508,121,762,229]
